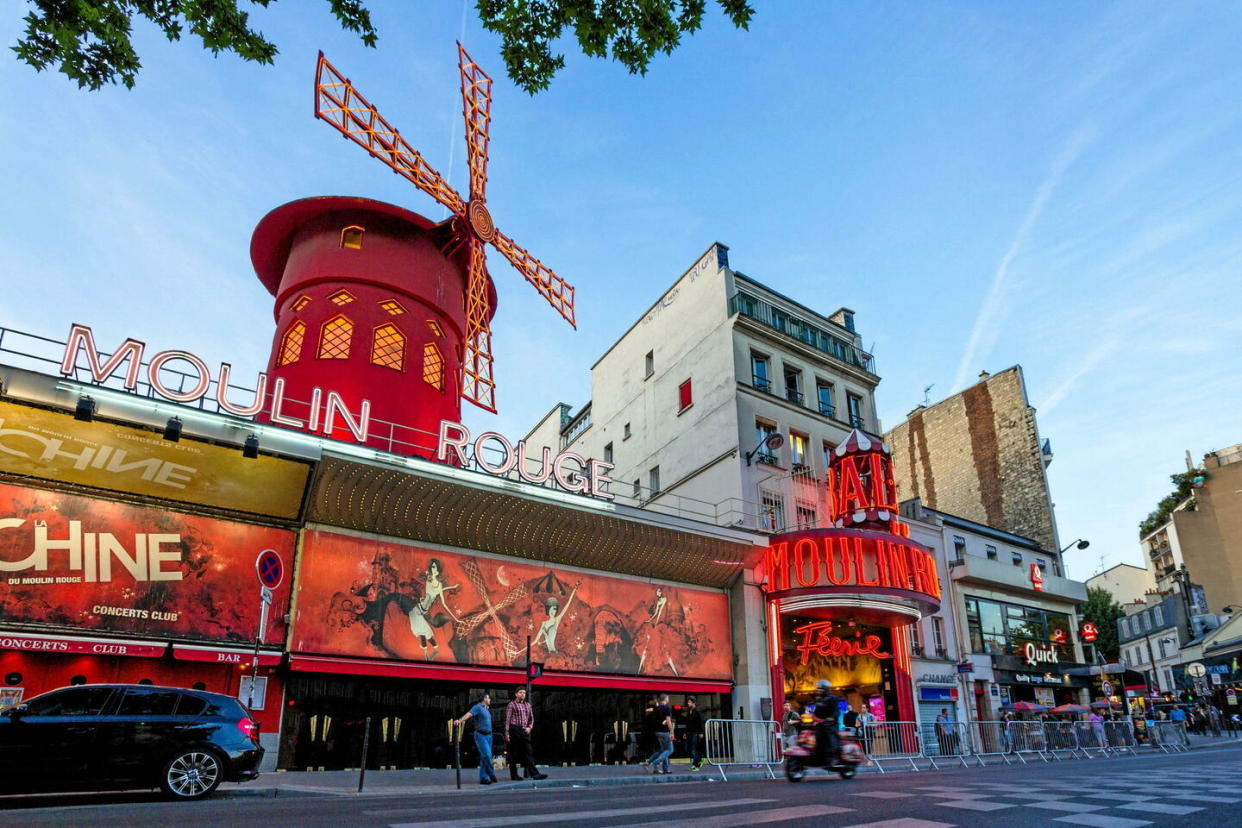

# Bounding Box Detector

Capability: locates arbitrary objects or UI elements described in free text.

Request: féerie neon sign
[793,620,891,664]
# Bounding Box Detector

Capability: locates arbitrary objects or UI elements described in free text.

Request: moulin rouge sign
[58,325,614,498]
[762,529,942,602]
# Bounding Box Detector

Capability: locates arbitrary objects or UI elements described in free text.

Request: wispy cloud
[951,127,1095,391]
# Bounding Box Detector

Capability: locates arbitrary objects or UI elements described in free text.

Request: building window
[378,298,406,315]
[964,595,1073,661]
[783,364,804,406]
[751,352,771,392]
[422,342,444,390]
[678,379,692,412]
[847,393,864,428]
[932,617,946,655]
[822,441,836,470]
[760,490,785,531]
[427,319,443,337]
[910,620,923,655]
[633,479,641,498]
[985,544,997,560]
[1119,617,1130,638]
[815,379,835,417]
[623,422,632,440]
[645,350,654,378]
[317,315,353,359]
[371,324,405,371]
[649,466,661,495]
[755,419,779,465]
[291,295,311,312]
[604,442,613,464]
[953,536,967,561]
[1037,559,1048,572]
[277,320,305,366]
[1011,550,1023,566]
[328,289,355,306]
[790,431,809,472]
[795,500,817,528]
[1152,606,1164,626]
[340,225,365,249]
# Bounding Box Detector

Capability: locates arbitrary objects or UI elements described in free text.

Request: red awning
[289,654,733,694]
[0,632,165,659]
[172,644,282,667]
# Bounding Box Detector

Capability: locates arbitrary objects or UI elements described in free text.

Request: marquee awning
[304,453,767,588]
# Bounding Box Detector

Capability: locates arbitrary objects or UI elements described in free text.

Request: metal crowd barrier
[1102,720,1138,755]
[1150,721,1190,753]
[1005,721,1050,762]
[704,718,782,780]
[1073,721,1108,757]
[862,721,922,772]
[968,721,1018,765]
[1043,721,1080,759]
[920,721,972,768]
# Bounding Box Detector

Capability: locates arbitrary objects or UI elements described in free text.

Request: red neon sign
[1081,622,1098,643]
[1030,563,1044,591]
[793,621,891,665]
[762,529,942,602]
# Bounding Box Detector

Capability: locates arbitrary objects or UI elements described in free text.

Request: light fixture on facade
[242,435,260,459]
[74,396,96,422]
[744,432,785,466]
[162,417,182,442]
[1059,538,1090,553]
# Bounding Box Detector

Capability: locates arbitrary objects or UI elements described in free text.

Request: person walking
[456,692,498,785]
[781,701,802,750]
[683,696,705,771]
[644,693,675,774]
[504,688,548,781]
[857,706,875,755]
[934,709,953,755]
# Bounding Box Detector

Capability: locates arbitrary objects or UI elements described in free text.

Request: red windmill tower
[250,45,575,455]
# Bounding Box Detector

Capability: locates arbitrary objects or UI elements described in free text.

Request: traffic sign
[256,549,284,589]
[1186,662,1207,678]
[1101,680,1114,696]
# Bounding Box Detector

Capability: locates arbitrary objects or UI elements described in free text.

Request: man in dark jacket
[683,696,706,770]
[810,680,844,765]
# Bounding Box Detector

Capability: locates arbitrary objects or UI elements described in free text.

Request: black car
[0,684,263,800]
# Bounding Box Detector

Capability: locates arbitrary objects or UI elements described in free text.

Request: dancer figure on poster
[637,587,681,676]
[407,559,461,660]
[533,581,579,654]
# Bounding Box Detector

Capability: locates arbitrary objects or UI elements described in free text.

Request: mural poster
[292,530,732,680]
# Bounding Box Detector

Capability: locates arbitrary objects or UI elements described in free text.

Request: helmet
[815,680,833,695]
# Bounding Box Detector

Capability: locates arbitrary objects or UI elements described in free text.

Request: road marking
[841,820,957,828]
[1027,801,1108,813]
[388,797,773,828]
[1167,794,1241,803]
[851,791,917,799]
[1115,802,1204,815]
[365,793,704,817]
[625,804,852,827]
[935,800,1015,811]
[1050,816,1153,828]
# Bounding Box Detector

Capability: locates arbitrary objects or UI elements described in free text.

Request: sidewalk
[221,733,1242,799]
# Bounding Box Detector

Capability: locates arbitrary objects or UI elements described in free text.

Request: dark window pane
[26,687,114,717]
[177,695,209,717]
[118,689,180,716]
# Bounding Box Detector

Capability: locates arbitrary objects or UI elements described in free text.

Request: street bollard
[357,715,372,793]
[453,720,462,790]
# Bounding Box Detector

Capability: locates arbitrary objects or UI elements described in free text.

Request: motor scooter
[783,718,865,781]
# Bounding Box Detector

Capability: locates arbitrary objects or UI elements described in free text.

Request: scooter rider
[809,680,845,765]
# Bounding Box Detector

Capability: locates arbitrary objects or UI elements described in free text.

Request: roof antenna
[922,383,935,407]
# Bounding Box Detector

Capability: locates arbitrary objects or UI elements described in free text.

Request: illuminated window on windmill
[317,315,353,359]
[340,226,364,249]
[371,324,406,371]
[291,295,311,312]
[426,320,443,337]
[422,343,444,390]
[328,290,355,306]
[277,321,305,366]
[378,298,406,316]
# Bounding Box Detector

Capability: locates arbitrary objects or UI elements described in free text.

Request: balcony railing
[785,388,805,406]
[818,401,835,418]
[752,374,771,393]
[849,414,865,428]
[754,451,778,466]
[729,291,875,373]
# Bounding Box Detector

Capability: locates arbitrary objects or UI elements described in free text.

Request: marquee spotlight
[242,435,260,459]
[74,396,96,422]
[162,417,182,442]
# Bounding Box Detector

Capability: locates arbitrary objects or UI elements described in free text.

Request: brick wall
[885,367,1058,550]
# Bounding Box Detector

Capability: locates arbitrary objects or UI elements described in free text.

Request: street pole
[357,715,372,792]
[525,635,533,699]
[247,588,269,710]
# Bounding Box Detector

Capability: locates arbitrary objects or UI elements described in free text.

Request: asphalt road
[5,743,1242,827]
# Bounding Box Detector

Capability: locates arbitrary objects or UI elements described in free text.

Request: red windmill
[250,45,575,456]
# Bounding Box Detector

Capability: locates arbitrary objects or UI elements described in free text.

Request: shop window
[328,289,356,306]
[371,324,406,371]
[340,225,364,249]
[378,298,407,316]
[291,294,311,312]
[277,320,306,366]
[678,379,692,412]
[422,343,444,390]
[317,315,353,359]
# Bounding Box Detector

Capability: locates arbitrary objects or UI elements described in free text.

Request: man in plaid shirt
[505,688,548,780]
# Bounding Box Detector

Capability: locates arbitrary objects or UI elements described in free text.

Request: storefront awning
[0,631,166,659]
[304,453,767,588]
[172,644,282,666]
[289,655,732,694]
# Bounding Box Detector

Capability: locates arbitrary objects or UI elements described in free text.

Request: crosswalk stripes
[387,797,776,828]
[622,804,854,827]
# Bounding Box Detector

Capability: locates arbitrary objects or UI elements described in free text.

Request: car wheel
[160,749,224,799]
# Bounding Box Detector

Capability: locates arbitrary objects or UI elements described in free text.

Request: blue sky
[2,3,1239,583]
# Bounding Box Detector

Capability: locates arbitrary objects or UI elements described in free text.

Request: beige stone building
[1143,442,1242,616]
[884,367,1059,552]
